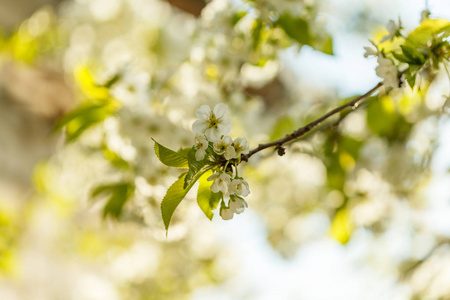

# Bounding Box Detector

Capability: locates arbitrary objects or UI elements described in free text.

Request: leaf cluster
[153,140,220,232]
[388,19,450,89]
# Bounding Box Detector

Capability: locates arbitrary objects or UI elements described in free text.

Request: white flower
[220,206,234,220]
[363,46,377,58]
[420,10,430,23]
[213,136,236,159]
[194,134,208,161]
[229,178,250,197]
[229,195,248,214]
[381,20,401,43]
[376,54,398,89]
[233,137,249,157]
[207,172,231,194]
[192,103,231,141]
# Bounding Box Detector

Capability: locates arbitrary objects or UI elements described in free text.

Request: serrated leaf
[91,182,134,219]
[177,147,192,157]
[162,167,211,232]
[184,148,210,189]
[153,139,189,168]
[197,171,221,220]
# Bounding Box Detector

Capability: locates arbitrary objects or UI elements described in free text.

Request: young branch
[241,82,384,162]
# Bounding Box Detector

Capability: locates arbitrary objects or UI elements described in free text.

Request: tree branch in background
[241,82,384,162]
[165,0,206,17]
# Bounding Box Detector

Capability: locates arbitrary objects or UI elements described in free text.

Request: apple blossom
[213,136,236,160]
[229,178,250,197]
[220,206,234,220]
[192,103,231,141]
[380,19,401,43]
[229,195,248,214]
[207,171,231,194]
[375,54,398,89]
[232,137,249,157]
[363,46,377,58]
[194,134,208,161]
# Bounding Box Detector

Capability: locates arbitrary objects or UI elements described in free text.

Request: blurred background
[0,0,449,299]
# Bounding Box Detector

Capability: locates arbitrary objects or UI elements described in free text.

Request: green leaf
[153,139,189,168]
[405,71,416,88]
[329,207,353,244]
[54,102,117,142]
[252,19,264,50]
[400,45,425,65]
[92,182,135,219]
[161,168,211,232]
[103,73,121,88]
[177,147,192,158]
[231,11,247,26]
[366,96,412,142]
[276,13,310,46]
[276,13,333,55]
[313,34,334,55]
[340,136,363,160]
[197,171,221,220]
[366,97,397,137]
[184,148,210,189]
[392,51,414,64]
[407,19,450,46]
[102,145,129,169]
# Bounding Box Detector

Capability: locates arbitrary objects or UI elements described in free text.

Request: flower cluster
[363,20,401,90]
[375,54,399,89]
[192,103,250,220]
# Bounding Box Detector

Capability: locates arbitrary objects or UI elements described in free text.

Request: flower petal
[205,128,221,141]
[223,135,232,145]
[219,181,228,194]
[216,121,231,136]
[195,105,212,120]
[192,120,209,135]
[213,103,228,118]
[207,173,219,181]
[230,197,247,214]
[220,207,234,220]
[195,149,205,161]
[224,146,236,160]
[211,182,220,193]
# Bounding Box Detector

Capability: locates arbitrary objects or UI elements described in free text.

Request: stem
[241,82,383,162]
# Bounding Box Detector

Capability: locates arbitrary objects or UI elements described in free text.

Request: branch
[241,82,384,162]
[401,239,450,280]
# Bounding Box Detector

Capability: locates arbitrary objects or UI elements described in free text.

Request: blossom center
[208,115,219,128]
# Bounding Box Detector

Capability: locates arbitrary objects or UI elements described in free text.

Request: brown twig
[241,82,384,162]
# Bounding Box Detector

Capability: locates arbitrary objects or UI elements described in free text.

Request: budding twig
[241,82,384,162]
